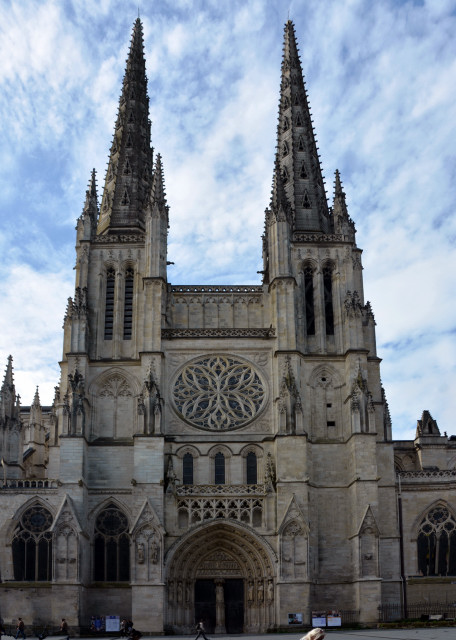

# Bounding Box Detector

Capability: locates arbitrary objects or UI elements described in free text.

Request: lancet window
[93,504,130,582]
[12,505,53,581]
[123,267,134,340]
[104,267,115,340]
[417,505,456,576]
[304,266,315,335]
[183,453,194,485]
[246,451,258,485]
[214,452,225,485]
[323,266,334,335]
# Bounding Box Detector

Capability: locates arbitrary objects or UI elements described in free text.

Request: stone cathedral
[1,19,456,634]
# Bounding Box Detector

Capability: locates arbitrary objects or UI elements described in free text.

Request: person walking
[60,619,69,640]
[194,619,209,640]
[15,618,26,640]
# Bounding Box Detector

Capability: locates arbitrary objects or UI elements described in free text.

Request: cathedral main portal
[165,522,276,633]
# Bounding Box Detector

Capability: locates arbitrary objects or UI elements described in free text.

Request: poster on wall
[105,617,120,632]
[288,613,303,625]
[311,611,327,627]
[327,611,342,627]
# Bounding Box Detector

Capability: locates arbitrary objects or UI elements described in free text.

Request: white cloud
[0,0,455,442]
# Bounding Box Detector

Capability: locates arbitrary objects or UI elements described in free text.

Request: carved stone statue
[137,542,145,564]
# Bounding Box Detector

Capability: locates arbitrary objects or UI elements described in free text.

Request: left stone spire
[97,18,153,235]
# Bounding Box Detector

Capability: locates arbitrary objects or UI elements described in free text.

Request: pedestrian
[15,618,26,640]
[300,629,325,640]
[60,619,69,640]
[194,619,209,640]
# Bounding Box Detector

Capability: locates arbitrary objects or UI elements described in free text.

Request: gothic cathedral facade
[1,19,456,633]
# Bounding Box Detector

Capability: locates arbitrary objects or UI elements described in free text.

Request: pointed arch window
[298,135,305,151]
[296,112,303,127]
[304,266,315,335]
[123,267,134,340]
[417,506,456,576]
[300,162,308,179]
[127,110,135,124]
[294,94,300,106]
[12,505,53,581]
[323,266,335,335]
[283,96,290,109]
[283,167,290,184]
[123,159,131,175]
[246,452,257,485]
[183,453,194,485]
[282,142,289,157]
[104,267,115,340]
[126,133,133,148]
[282,117,289,132]
[214,452,225,485]
[93,504,130,582]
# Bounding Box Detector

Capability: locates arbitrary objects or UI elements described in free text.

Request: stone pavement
[4,631,456,640]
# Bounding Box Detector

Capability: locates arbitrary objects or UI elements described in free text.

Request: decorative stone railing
[175,483,267,496]
[398,470,456,482]
[1,478,59,490]
[162,327,275,339]
[170,285,263,293]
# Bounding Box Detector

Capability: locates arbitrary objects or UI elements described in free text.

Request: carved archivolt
[171,355,267,431]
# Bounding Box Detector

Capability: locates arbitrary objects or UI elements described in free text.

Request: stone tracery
[172,355,266,430]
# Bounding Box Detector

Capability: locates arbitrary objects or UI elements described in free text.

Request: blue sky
[0,0,455,440]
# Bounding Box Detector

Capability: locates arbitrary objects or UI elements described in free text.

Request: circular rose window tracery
[172,355,266,430]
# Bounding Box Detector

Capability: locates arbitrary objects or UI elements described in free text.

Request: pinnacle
[32,386,41,406]
[2,355,14,389]
[151,154,167,205]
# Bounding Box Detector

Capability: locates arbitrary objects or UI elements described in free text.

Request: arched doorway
[165,521,276,633]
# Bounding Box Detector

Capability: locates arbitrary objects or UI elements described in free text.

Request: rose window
[172,355,266,430]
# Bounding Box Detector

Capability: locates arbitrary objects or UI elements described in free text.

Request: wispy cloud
[0,0,455,440]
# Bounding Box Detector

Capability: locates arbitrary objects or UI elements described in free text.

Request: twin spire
[88,18,350,241]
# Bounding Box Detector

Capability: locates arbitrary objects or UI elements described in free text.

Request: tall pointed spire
[275,21,330,232]
[97,18,153,235]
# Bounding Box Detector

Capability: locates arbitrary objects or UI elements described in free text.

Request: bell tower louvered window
[104,267,115,340]
[304,266,315,335]
[323,266,334,335]
[123,267,134,340]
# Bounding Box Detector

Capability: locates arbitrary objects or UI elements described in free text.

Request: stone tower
[1,18,455,633]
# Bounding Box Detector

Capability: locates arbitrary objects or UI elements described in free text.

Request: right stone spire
[276,21,331,233]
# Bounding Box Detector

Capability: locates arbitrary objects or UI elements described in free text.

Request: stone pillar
[214,579,226,633]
